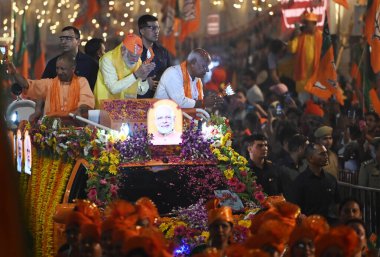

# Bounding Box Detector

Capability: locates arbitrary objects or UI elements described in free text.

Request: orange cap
[262,195,286,209]
[288,215,329,249]
[315,226,360,257]
[65,211,93,228]
[206,199,234,225]
[136,197,159,225]
[74,199,101,226]
[303,11,318,22]
[123,33,143,55]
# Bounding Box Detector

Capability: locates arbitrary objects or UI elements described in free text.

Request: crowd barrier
[338,181,380,235]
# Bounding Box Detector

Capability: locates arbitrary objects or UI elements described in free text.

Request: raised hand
[134,62,156,81]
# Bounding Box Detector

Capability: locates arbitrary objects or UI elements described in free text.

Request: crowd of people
[54,196,376,257]
[3,7,380,257]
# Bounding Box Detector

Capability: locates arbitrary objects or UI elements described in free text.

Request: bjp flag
[161,0,179,56]
[179,0,201,42]
[305,15,344,105]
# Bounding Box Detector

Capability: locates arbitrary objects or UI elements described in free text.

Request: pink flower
[100,179,107,185]
[234,183,247,193]
[87,187,97,201]
[110,184,119,197]
[254,191,265,203]
[240,170,247,177]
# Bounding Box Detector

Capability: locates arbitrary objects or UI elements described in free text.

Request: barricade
[338,181,380,234]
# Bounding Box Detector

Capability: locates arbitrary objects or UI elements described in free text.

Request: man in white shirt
[155,48,223,109]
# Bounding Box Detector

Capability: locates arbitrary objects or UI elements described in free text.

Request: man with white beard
[151,105,182,145]
[93,33,155,107]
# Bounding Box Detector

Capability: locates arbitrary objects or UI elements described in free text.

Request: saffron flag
[363,44,380,113]
[364,0,380,74]
[73,0,100,28]
[161,0,179,56]
[332,0,349,9]
[179,0,201,42]
[304,15,344,105]
[15,13,29,79]
[30,22,46,79]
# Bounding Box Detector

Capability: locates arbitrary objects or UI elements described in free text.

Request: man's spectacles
[59,36,78,42]
[143,25,160,31]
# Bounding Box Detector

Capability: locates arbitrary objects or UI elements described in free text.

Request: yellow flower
[212,149,221,155]
[40,124,47,131]
[88,164,95,171]
[110,153,119,165]
[84,127,92,135]
[109,164,118,175]
[166,226,175,238]
[224,168,234,180]
[99,154,109,164]
[159,223,169,232]
[201,231,210,241]
[238,220,252,228]
[176,221,187,227]
[239,166,247,172]
[108,135,115,144]
[218,155,229,162]
[119,134,127,141]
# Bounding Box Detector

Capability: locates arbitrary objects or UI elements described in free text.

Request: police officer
[359,137,380,189]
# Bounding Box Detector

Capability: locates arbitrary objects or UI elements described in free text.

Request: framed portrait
[147,99,183,145]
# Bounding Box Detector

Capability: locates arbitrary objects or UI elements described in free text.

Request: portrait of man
[148,100,182,145]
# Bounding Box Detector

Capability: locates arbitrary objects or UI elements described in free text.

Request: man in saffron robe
[94,33,156,108]
[288,12,322,104]
[154,48,224,109]
[9,53,94,117]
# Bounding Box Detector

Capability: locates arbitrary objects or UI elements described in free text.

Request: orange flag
[364,0,380,73]
[332,0,349,9]
[15,13,29,78]
[31,22,46,79]
[179,0,201,42]
[161,0,179,56]
[305,15,344,105]
[73,0,100,28]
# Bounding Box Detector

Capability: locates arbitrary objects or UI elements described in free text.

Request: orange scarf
[143,47,155,64]
[48,75,80,115]
[294,30,323,81]
[180,61,203,100]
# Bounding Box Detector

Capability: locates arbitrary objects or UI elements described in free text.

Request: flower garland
[114,124,152,163]
[42,161,73,257]
[205,116,265,204]
[180,120,215,161]
[158,199,258,257]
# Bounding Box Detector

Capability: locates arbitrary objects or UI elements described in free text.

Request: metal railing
[339,170,359,185]
[338,181,380,235]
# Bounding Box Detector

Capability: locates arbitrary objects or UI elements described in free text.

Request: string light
[1,0,277,57]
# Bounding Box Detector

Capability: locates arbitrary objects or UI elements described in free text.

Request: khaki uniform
[324,150,339,178]
[359,159,380,189]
